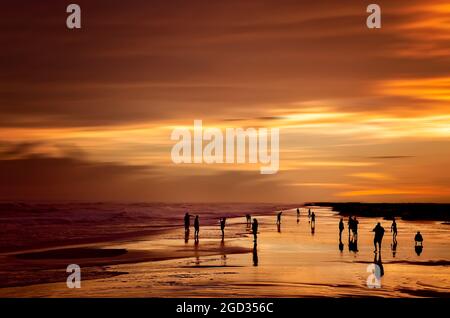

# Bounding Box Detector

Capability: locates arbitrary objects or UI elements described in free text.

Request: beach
[0,204,448,297]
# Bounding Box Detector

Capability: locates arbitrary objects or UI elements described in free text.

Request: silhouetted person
[252,219,258,243]
[372,222,385,252]
[297,208,300,223]
[194,215,200,241]
[308,208,311,222]
[311,212,316,229]
[220,217,226,240]
[277,211,282,225]
[348,215,353,236]
[414,233,424,256]
[353,216,359,239]
[339,218,344,241]
[415,231,423,246]
[184,212,190,233]
[252,243,258,266]
[246,214,251,226]
[391,218,398,240]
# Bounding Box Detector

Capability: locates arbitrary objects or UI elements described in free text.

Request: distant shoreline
[306,202,450,221]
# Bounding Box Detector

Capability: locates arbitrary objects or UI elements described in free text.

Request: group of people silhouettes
[184,213,200,242]
[183,208,425,267]
[337,215,424,256]
[184,212,259,245]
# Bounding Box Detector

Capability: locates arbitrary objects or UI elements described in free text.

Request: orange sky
[1,0,449,202]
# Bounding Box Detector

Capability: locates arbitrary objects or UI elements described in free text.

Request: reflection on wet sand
[252,243,258,267]
[0,206,447,297]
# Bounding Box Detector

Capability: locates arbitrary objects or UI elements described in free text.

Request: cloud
[368,155,414,159]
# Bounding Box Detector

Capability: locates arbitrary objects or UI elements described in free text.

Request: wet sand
[0,206,449,297]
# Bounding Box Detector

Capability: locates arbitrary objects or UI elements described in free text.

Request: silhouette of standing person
[220,217,226,240]
[297,208,300,223]
[415,231,423,246]
[339,218,344,241]
[194,215,200,242]
[277,211,282,225]
[414,231,424,255]
[184,212,190,233]
[353,216,359,240]
[311,212,316,228]
[391,218,398,240]
[308,208,311,222]
[348,215,353,237]
[246,214,251,226]
[372,222,385,252]
[252,218,258,243]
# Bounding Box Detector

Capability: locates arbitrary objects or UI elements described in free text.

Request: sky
[0,0,449,202]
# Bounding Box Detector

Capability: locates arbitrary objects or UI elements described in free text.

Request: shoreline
[307,202,450,221]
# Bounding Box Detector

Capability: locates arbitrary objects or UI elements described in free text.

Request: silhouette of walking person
[252,218,258,244]
[276,211,282,225]
[372,222,385,252]
[311,212,316,228]
[220,217,226,240]
[296,208,300,223]
[391,218,398,240]
[339,218,344,241]
[194,215,200,242]
[308,208,311,222]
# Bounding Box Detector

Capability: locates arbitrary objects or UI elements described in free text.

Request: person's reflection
[339,239,344,252]
[415,245,423,256]
[220,239,227,266]
[277,223,281,233]
[252,243,258,266]
[391,236,398,257]
[184,229,189,243]
[194,239,200,266]
[348,235,358,253]
[374,250,384,277]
